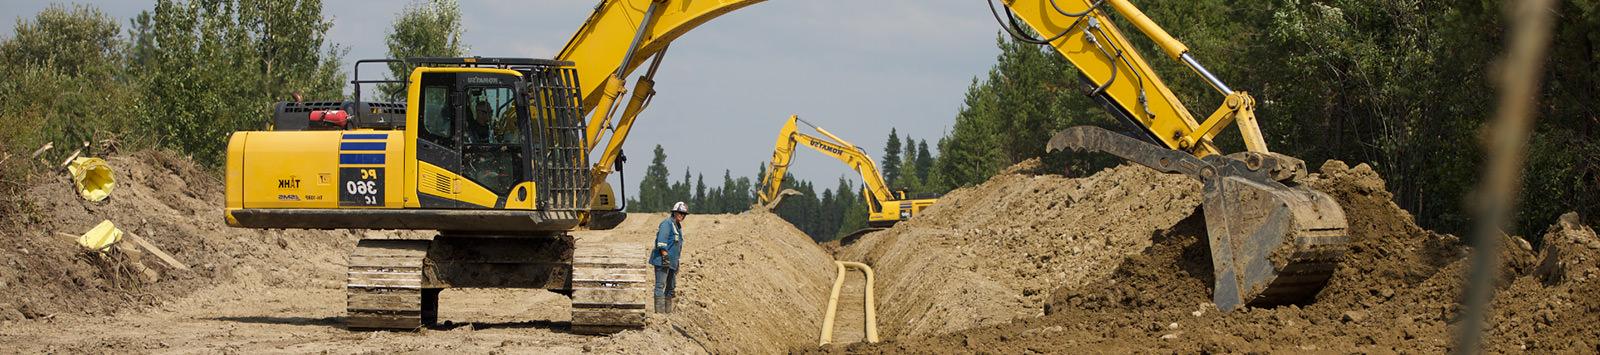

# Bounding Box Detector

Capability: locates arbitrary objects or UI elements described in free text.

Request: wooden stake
[30,142,53,159]
[124,231,190,271]
[59,142,89,169]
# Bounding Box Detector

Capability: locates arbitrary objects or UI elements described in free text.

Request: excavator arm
[758,115,897,210]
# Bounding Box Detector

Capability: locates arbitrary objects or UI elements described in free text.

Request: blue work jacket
[648,217,683,269]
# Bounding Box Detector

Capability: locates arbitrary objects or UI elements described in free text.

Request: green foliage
[630,145,674,212]
[914,139,933,182]
[131,0,346,166]
[0,5,143,163]
[881,128,901,187]
[933,34,1116,190]
[380,0,465,102]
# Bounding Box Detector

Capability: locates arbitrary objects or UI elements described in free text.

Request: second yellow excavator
[757,115,938,236]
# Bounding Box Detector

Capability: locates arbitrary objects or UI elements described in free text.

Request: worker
[650,201,688,314]
[467,97,495,143]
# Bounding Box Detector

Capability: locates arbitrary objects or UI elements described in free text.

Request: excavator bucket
[586,210,628,230]
[755,189,802,211]
[1047,126,1348,311]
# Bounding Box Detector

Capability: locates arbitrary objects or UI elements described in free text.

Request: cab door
[414,72,464,208]
[456,73,533,209]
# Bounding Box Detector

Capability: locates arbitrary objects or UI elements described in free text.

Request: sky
[1,1,1003,201]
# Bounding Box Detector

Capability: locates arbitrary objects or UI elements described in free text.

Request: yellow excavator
[757,115,938,236]
[221,0,1349,334]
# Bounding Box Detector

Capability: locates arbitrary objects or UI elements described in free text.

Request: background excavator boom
[759,115,937,232]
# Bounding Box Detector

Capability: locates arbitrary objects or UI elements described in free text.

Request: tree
[131,0,346,165]
[914,139,934,182]
[831,177,868,241]
[379,0,464,102]
[896,134,923,194]
[0,4,142,159]
[693,174,707,211]
[632,145,671,212]
[881,128,902,187]
[0,4,123,75]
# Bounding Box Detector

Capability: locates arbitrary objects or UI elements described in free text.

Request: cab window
[461,84,526,195]
[420,85,454,146]
[464,87,521,144]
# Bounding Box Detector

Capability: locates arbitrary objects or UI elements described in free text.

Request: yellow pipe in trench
[819,261,878,345]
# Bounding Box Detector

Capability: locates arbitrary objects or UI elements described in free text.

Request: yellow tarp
[67,157,116,202]
[77,220,123,252]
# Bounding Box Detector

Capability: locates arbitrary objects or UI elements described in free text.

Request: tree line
[626,130,944,242]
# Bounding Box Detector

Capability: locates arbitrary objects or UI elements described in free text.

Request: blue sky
[1,1,1003,199]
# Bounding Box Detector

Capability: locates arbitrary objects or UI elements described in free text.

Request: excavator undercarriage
[344,235,650,332]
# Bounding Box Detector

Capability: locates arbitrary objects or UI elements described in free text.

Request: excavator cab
[225,57,593,232]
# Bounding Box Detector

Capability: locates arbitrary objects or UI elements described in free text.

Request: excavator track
[569,242,650,334]
[345,239,437,330]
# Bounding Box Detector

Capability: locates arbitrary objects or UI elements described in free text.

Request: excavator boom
[759,115,936,228]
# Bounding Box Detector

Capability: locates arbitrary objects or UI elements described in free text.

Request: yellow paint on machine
[226,130,405,210]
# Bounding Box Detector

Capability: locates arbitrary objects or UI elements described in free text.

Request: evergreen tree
[915,139,934,182]
[881,128,902,187]
[720,170,739,211]
[693,174,707,211]
[835,179,869,240]
[633,145,671,212]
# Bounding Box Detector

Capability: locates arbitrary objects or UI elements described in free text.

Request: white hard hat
[671,201,689,214]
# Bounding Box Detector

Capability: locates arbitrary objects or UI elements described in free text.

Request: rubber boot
[654,297,666,314]
[664,297,674,314]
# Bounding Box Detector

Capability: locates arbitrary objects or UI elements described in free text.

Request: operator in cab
[649,202,688,314]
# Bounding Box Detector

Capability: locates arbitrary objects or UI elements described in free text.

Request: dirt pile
[0,150,353,321]
[575,211,838,354]
[835,161,1199,338]
[831,160,1600,353]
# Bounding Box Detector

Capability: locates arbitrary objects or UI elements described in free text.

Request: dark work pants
[654,266,677,298]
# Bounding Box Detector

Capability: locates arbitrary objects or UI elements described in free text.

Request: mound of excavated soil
[575,211,838,354]
[829,160,1600,353]
[0,150,353,321]
[834,161,1199,339]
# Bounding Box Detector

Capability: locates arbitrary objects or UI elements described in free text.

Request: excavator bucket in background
[1047,126,1348,311]
[754,189,803,211]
